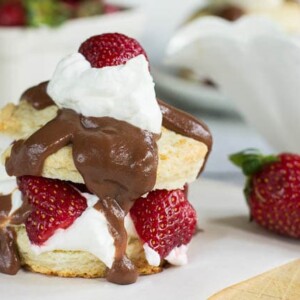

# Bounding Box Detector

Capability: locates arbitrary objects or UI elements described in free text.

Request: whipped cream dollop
[211,0,283,10]
[47,53,162,134]
[143,243,189,267]
[0,174,17,195]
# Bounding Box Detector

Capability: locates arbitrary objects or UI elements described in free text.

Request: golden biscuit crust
[0,101,57,138]
[1,101,208,190]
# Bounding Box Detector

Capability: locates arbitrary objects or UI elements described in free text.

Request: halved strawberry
[130,189,197,259]
[78,33,148,68]
[17,176,87,245]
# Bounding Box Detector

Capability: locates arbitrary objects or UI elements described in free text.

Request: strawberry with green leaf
[230,149,300,239]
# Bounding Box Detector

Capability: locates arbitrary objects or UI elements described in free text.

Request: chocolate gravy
[3,82,212,283]
[21,82,54,110]
[6,109,158,284]
[158,100,212,151]
[158,100,212,174]
[0,195,12,223]
[0,194,31,275]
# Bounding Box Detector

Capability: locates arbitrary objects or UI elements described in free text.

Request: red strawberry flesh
[17,176,87,245]
[250,153,300,238]
[104,4,121,14]
[130,189,197,259]
[0,2,26,27]
[230,150,300,239]
[78,33,148,68]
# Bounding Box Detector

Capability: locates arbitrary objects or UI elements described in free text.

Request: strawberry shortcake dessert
[0,33,212,284]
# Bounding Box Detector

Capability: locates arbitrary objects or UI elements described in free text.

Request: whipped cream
[143,243,189,267]
[47,53,162,134]
[211,0,283,10]
[165,245,189,266]
[9,190,23,216]
[143,243,161,266]
[0,176,17,195]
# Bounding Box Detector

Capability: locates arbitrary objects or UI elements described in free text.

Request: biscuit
[1,101,208,190]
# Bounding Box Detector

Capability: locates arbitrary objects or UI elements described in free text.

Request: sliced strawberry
[78,33,148,68]
[130,189,197,259]
[17,176,87,245]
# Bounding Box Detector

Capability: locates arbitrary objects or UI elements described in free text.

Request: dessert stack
[0,33,212,284]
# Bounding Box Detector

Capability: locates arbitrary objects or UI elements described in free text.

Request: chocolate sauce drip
[0,195,31,275]
[6,109,158,284]
[95,199,136,284]
[21,81,54,110]
[0,195,12,223]
[216,5,245,22]
[158,100,212,151]
[11,197,32,226]
[0,227,19,275]
[158,100,212,174]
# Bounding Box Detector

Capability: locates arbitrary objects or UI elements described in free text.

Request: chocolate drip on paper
[6,109,158,284]
[0,194,31,275]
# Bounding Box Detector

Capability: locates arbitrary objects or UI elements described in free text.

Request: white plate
[0,176,298,300]
[152,66,238,115]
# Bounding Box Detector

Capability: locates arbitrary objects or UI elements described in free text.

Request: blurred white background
[108,0,203,64]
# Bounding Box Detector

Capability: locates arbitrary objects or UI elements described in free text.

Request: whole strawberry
[17,176,87,245]
[230,149,300,239]
[130,189,197,260]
